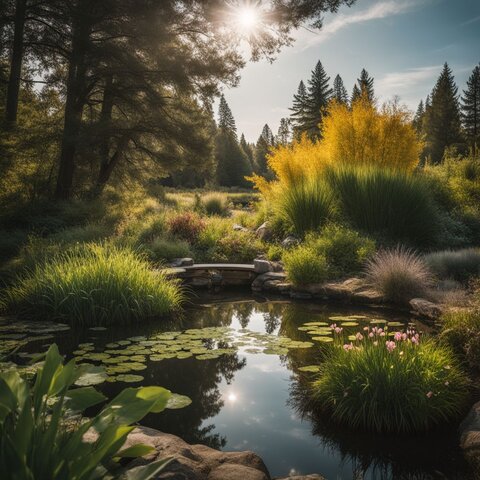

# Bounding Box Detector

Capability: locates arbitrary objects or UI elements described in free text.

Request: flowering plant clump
[167,212,206,243]
[311,325,469,433]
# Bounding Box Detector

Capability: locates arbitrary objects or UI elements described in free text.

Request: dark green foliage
[290,80,309,138]
[210,231,263,263]
[351,84,361,103]
[0,343,177,479]
[332,74,349,104]
[218,94,237,137]
[239,133,255,168]
[276,118,292,145]
[325,166,440,247]
[283,246,330,285]
[304,60,333,139]
[356,68,375,103]
[412,100,425,134]
[424,63,463,163]
[461,64,480,148]
[215,130,252,187]
[254,125,275,177]
[425,248,480,282]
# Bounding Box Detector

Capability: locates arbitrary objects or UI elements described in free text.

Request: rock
[460,402,480,474]
[281,235,299,248]
[233,224,248,232]
[254,259,273,274]
[170,258,194,267]
[255,222,272,241]
[252,271,287,291]
[352,289,383,304]
[410,298,443,320]
[290,291,312,300]
[276,476,326,480]
[86,426,271,480]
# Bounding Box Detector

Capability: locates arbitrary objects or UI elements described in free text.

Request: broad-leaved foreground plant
[0,344,190,479]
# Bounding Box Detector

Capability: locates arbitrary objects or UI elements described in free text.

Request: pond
[1,294,474,479]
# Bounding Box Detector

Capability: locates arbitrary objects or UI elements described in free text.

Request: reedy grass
[147,236,192,262]
[425,248,480,283]
[283,246,330,285]
[0,243,183,326]
[201,193,231,216]
[365,247,433,304]
[325,165,440,247]
[312,329,469,433]
[275,178,336,236]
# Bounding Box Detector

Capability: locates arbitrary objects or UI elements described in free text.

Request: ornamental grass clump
[1,243,183,326]
[202,193,231,216]
[365,247,433,304]
[425,248,480,283]
[312,326,469,433]
[283,245,330,286]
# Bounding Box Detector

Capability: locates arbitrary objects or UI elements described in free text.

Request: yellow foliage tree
[249,96,422,196]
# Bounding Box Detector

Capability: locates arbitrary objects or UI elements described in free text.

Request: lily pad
[166,393,192,409]
[311,336,334,343]
[75,369,107,386]
[115,374,144,383]
[89,327,107,331]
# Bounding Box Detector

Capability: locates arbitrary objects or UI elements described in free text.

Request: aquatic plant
[0,344,178,479]
[283,246,331,285]
[312,327,469,433]
[425,248,480,283]
[365,247,433,304]
[1,243,183,326]
[325,165,440,247]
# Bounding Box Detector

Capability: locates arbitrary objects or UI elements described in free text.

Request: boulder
[281,235,299,248]
[276,476,326,480]
[255,222,272,241]
[233,224,249,232]
[410,298,443,320]
[252,271,287,291]
[460,401,480,474]
[254,259,273,274]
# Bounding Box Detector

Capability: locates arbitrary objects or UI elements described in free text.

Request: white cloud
[296,0,427,50]
[462,15,480,26]
[376,65,441,92]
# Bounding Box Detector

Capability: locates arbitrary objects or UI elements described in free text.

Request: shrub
[365,247,433,304]
[267,244,284,261]
[147,237,192,262]
[425,248,480,283]
[167,212,205,243]
[210,231,263,263]
[275,178,336,236]
[308,224,375,275]
[283,246,330,285]
[0,344,180,479]
[202,193,230,216]
[441,307,480,369]
[49,223,111,245]
[0,229,29,261]
[312,328,469,433]
[325,165,440,247]
[1,243,183,326]
[135,216,167,244]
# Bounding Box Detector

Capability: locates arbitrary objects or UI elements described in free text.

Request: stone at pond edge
[460,401,480,475]
[254,258,273,274]
[84,425,326,480]
[256,221,272,241]
[170,257,195,267]
[409,298,443,320]
[275,476,326,480]
[281,235,300,249]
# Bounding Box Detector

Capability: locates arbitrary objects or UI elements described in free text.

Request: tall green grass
[1,243,183,326]
[283,246,330,285]
[275,178,336,236]
[312,331,469,433]
[325,166,440,247]
[425,248,480,283]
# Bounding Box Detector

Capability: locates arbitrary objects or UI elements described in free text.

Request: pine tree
[261,123,275,145]
[424,63,463,163]
[332,74,349,104]
[304,60,333,139]
[276,117,292,144]
[412,100,425,134]
[240,133,254,168]
[218,94,237,137]
[289,80,308,137]
[255,124,275,176]
[357,68,375,103]
[351,84,361,103]
[215,131,251,187]
[461,64,480,148]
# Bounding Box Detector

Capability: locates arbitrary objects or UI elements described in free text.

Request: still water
[10,294,475,479]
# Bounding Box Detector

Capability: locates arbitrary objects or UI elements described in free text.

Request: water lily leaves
[311,336,334,343]
[339,321,359,327]
[298,365,321,373]
[89,327,107,331]
[106,343,119,348]
[387,321,404,327]
[263,347,289,355]
[83,353,111,362]
[166,393,192,409]
[303,321,329,326]
[369,319,387,324]
[150,355,165,362]
[75,368,107,386]
[175,352,193,359]
[196,353,221,360]
[103,355,130,364]
[117,340,132,346]
[130,355,147,362]
[115,374,144,383]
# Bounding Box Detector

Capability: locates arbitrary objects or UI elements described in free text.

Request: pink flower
[334,326,343,334]
[411,336,419,345]
[426,391,433,398]
[363,326,369,331]
[368,332,374,338]
[355,332,363,341]
[380,332,386,337]
[330,323,337,329]
[394,332,403,341]
[402,333,407,341]
[343,343,354,351]
[385,341,396,352]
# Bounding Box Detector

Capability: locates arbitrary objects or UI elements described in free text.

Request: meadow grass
[325,165,440,247]
[201,192,231,216]
[365,247,433,304]
[1,243,183,326]
[312,328,469,433]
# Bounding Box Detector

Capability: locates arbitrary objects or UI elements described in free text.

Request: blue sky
[223,0,480,142]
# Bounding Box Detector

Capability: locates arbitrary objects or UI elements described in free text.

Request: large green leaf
[114,444,155,458]
[65,387,107,413]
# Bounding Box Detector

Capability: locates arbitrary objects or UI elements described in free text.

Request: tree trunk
[54,6,90,200]
[93,135,129,196]
[5,0,27,128]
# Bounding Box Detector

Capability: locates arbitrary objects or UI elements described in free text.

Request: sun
[237,7,258,31]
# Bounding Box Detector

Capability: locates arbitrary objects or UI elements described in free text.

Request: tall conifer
[461,64,480,148]
[332,74,349,104]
